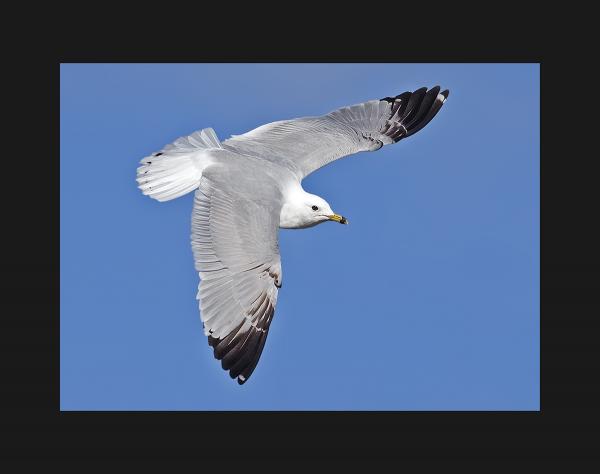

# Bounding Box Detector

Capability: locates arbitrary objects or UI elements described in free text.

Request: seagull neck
[279,182,314,229]
[282,180,308,201]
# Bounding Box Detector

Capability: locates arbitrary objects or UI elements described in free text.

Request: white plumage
[137,86,449,384]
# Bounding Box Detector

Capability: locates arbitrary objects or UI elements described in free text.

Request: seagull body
[137,86,449,384]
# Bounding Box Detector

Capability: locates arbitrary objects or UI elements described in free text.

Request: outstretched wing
[191,174,282,385]
[222,86,449,180]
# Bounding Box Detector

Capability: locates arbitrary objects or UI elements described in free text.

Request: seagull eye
[312,205,319,211]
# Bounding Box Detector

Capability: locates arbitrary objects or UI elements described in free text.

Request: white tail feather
[136,128,221,202]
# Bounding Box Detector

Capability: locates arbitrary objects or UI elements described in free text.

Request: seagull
[137,86,449,384]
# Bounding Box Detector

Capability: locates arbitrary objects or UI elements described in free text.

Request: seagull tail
[136,128,222,202]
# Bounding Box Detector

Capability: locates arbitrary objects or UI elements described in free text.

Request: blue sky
[60,64,539,410]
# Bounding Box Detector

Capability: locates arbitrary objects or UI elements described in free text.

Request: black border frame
[5,16,599,459]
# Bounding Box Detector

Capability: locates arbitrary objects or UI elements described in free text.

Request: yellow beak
[328,213,348,225]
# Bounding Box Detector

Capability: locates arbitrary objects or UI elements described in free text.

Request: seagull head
[280,191,348,229]
[308,194,348,226]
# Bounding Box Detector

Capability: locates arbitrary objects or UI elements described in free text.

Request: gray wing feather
[191,175,282,384]
[222,86,449,180]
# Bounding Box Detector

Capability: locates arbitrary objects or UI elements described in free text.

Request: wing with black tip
[191,175,282,385]
[222,86,449,179]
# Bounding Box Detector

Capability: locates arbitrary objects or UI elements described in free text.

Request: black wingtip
[429,85,441,97]
[207,319,272,386]
[379,86,449,142]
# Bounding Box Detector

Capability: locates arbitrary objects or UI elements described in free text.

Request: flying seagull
[137,86,449,384]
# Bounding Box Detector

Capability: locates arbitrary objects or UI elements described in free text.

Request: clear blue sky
[60,64,539,410]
